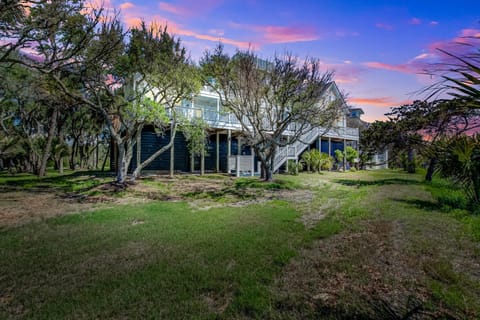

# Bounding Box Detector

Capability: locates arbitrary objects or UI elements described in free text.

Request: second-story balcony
[173,90,359,141]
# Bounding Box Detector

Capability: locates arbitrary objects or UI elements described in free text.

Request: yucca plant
[436,135,480,208]
[309,149,322,172]
[301,150,313,172]
[320,152,333,171]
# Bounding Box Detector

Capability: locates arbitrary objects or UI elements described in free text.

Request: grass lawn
[0,169,479,319]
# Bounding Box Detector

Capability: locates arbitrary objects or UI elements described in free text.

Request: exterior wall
[130,128,190,172]
[130,127,248,173]
[117,82,360,175]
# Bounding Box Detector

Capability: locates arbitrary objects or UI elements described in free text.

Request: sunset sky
[101,0,479,122]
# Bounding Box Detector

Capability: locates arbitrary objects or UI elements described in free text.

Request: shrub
[436,135,480,208]
[287,160,303,175]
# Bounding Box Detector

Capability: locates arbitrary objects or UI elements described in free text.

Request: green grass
[1,169,479,319]
[0,200,306,319]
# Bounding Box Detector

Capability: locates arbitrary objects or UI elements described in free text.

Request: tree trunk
[38,108,58,177]
[264,151,275,182]
[95,139,99,169]
[116,143,128,184]
[131,123,176,181]
[264,166,273,181]
[200,145,205,176]
[407,147,415,174]
[59,157,64,174]
[70,139,77,170]
[101,145,109,172]
[425,157,436,182]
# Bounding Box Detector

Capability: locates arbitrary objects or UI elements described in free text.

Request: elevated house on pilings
[110,82,359,176]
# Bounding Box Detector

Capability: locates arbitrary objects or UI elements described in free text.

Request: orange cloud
[349,97,412,108]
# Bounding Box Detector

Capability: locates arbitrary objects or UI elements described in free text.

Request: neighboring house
[112,82,360,176]
[347,107,388,169]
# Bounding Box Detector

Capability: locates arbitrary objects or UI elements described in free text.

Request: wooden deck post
[227,130,231,156]
[236,137,241,177]
[200,144,205,175]
[169,140,174,177]
[216,131,220,173]
[190,152,194,173]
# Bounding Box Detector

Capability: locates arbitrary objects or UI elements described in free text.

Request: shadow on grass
[392,198,441,211]
[334,178,421,187]
[0,170,115,194]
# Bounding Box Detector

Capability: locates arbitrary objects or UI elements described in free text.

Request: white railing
[272,125,359,172]
[228,155,256,176]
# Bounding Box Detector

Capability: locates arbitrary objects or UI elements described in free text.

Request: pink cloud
[230,22,319,45]
[363,28,480,76]
[349,97,412,108]
[363,61,417,74]
[254,25,318,44]
[119,2,135,10]
[430,21,439,26]
[375,23,394,31]
[158,2,188,15]
[86,0,113,10]
[158,0,222,17]
[409,17,422,25]
[120,7,252,49]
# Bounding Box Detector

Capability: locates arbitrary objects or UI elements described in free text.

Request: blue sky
[99,0,480,121]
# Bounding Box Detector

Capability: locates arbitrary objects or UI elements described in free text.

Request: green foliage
[301,149,332,173]
[436,135,480,207]
[437,49,480,109]
[345,146,358,165]
[301,150,312,172]
[124,97,169,125]
[287,159,303,175]
[334,149,344,163]
[179,118,208,157]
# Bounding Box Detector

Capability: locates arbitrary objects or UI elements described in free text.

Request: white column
[328,137,331,157]
[385,149,389,169]
[251,153,254,176]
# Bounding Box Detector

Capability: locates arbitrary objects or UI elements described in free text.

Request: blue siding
[320,139,344,157]
[130,129,189,172]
